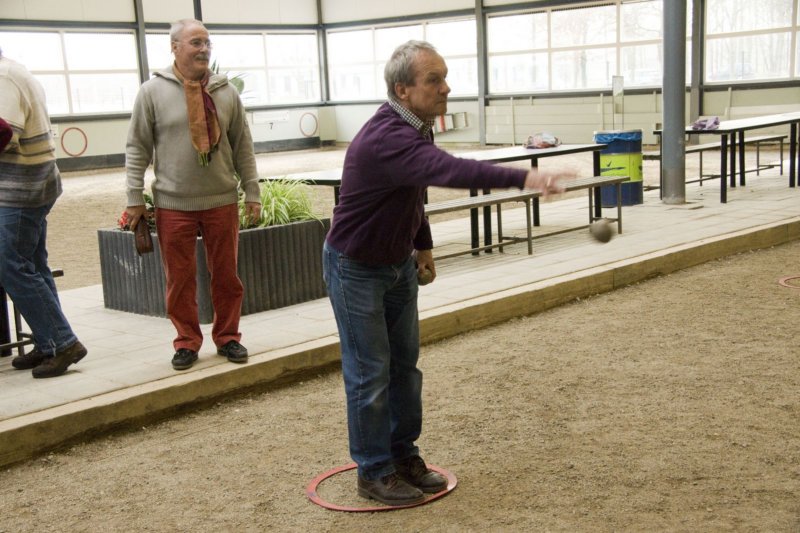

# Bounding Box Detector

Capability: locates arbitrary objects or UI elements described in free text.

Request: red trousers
[155,204,243,351]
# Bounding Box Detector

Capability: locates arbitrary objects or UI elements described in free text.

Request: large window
[0,30,139,115]
[705,0,795,82]
[147,31,320,106]
[487,1,670,94]
[327,18,478,101]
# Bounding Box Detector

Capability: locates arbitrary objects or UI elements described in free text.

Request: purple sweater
[326,103,528,265]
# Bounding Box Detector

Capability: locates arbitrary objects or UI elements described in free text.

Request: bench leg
[780,138,785,175]
[739,131,746,186]
[616,184,623,234]
[496,204,504,254]
[524,199,533,255]
[699,151,703,186]
[720,135,728,203]
[730,133,737,188]
[469,189,479,255]
[756,141,761,176]
[483,189,492,253]
[791,123,797,188]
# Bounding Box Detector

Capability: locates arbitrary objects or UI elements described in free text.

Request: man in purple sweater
[323,40,571,507]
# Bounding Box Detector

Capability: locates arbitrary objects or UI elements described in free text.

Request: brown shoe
[11,348,46,370]
[395,455,447,493]
[32,341,87,379]
[357,473,425,506]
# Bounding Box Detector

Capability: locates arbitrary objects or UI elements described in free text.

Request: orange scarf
[173,64,220,166]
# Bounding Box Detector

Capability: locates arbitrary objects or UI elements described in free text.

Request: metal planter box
[97,218,330,324]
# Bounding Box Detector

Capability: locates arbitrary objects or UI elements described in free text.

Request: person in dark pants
[0,48,87,378]
[323,40,573,506]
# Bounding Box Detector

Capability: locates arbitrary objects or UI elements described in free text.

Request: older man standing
[126,19,261,371]
[0,48,87,378]
[323,40,573,506]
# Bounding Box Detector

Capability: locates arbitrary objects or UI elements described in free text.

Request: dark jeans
[0,203,76,354]
[323,241,423,480]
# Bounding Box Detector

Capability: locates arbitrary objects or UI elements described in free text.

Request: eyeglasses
[185,39,213,50]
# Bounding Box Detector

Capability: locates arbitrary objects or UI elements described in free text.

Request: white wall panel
[317,106,338,142]
[2,0,133,22]
[321,0,472,24]
[277,0,318,24]
[483,0,547,6]
[333,103,379,141]
[202,0,317,24]
[54,119,129,159]
[249,107,321,145]
[80,0,134,21]
[0,0,27,19]
[142,0,194,24]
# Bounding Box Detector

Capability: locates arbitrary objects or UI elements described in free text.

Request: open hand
[523,168,577,197]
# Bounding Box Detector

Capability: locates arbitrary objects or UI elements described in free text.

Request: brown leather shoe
[357,473,425,506]
[11,348,46,370]
[31,341,87,379]
[394,455,447,493]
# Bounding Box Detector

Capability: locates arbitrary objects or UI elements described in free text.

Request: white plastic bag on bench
[524,132,561,149]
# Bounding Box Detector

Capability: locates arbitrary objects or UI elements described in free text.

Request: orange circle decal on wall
[60,127,88,157]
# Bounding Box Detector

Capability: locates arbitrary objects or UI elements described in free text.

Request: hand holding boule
[418,267,434,286]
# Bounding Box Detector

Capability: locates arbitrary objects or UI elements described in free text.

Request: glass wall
[327,18,478,101]
[147,31,320,106]
[705,0,795,83]
[0,30,140,115]
[487,1,667,93]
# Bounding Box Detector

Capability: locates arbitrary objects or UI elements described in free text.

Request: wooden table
[659,111,800,203]
[457,144,606,252]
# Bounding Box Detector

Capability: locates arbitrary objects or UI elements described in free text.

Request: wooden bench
[646,134,787,188]
[424,175,627,259]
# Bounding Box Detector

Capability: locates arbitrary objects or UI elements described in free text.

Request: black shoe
[171,348,198,370]
[31,341,88,379]
[357,473,425,506]
[11,348,46,370]
[217,340,248,363]
[394,455,448,493]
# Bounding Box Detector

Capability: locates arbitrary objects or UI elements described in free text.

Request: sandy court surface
[2,145,796,531]
[0,238,798,531]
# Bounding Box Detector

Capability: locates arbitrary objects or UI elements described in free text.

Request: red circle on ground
[778,275,800,289]
[306,462,457,512]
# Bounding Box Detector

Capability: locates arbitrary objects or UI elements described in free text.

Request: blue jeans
[0,203,77,355]
[323,241,423,480]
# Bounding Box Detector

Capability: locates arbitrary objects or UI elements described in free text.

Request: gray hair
[170,18,205,42]
[384,40,439,100]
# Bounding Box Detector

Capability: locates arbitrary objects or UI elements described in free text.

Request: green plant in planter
[211,60,246,96]
[239,179,320,229]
